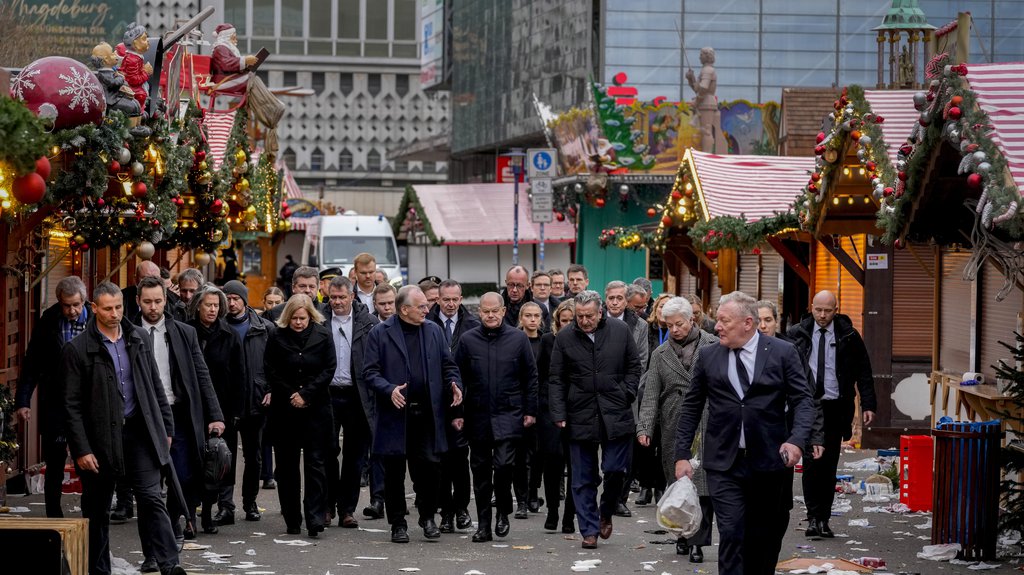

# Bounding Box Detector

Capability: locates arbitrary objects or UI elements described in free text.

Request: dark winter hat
[222,280,248,304]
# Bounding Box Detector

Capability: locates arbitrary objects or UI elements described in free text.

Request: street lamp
[503,148,526,265]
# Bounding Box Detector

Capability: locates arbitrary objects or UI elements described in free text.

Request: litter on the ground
[181,543,210,550]
[357,527,388,533]
[272,539,314,546]
[398,569,420,572]
[847,519,870,527]
[917,543,961,561]
[464,571,486,575]
[571,559,602,571]
[967,562,1000,570]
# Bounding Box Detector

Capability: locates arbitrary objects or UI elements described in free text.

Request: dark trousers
[261,416,274,481]
[707,454,787,575]
[328,386,371,515]
[79,417,178,575]
[438,445,470,515]
[769,467,797,565]
[678,495,715,547]
[274,407,331,531]
[166,404,199,530]
[42,434,68,518]
[382,455,440,529]
[512,428,536,504]
[217,414,264,512]
[802,399,845,522]
[368,453,386,504]
[539,445,575,522]
[569,436,631,537]
[470,438,517,527]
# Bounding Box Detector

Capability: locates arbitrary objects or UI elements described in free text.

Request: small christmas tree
[994,332,1024,535]
[171,100,227,251]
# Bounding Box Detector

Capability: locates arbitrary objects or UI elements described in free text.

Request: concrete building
[140,0,450,217]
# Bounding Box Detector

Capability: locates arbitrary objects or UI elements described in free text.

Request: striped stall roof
[966,62,1024,189]
[686,150,814,221]
[862,90,920,164]
[204,109,237,169]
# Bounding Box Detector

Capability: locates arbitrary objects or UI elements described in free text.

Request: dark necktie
[816,327,827,397]
[445,318,454,342]
[150,326,156,345]
[733,348,750,395]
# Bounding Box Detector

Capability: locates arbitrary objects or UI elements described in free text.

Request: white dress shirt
[356,285,374,310]
[144,316,175,404]
[331,311,353,387]
[727,331,759,448]
[809,321,838,400]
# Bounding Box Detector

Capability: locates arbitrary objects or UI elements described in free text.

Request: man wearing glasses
[501,265,534,328]
[363,286,463,543]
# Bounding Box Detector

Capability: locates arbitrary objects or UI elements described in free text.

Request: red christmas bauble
[894,238,905,250]
[808,183,818,193]
[875,116,885,124]
[213,198,224,211]
[281,201,289,209]
[883,187,894,197]
[967,173,982,189]
[152,219,160,226]
[900,144,913,156]
[132,181,148,198]
[12,172,46,204]
[810,173,820,182]
[108,161,121,175]
[816,132,825,144]
[647,207,657,218]
[79,243,89,251]
[815,145,825,156]
[851,130,862,141]
[948,106,962,120]
[595,197,606,208]
[97,198,105,206]
[661,216,673,227]
[866,161,876,172]
[671,190,682,200]
[283,208,292,218]
[951,95,964,106]
[752,247,761,255]
[11,56,105,129]
[706,250,719,259]
[35,156,51,180]
[555,212,565,222]
[196,150,207,161]
[898,171,908,181]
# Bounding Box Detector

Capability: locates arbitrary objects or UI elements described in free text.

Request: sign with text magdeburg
[527,148,557,179]
[2,0,137,63]
[530,177,553,223]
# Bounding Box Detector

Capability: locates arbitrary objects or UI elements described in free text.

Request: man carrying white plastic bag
[656,475,703,538]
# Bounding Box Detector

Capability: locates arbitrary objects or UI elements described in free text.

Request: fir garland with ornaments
[170,100,229,251]
[688,212,800,252]
[598,226,659,250]
[793,85,894,234]
[877,53,1023,243]
[0,96,50,212]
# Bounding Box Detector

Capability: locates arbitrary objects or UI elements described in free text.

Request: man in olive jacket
[454,292,538,542]
[62,281,186,575]
[549,290,642,549]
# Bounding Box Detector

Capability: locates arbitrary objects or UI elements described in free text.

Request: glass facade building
[451,0,1024,160]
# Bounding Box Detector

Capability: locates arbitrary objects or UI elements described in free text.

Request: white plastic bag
[656,477,702,537]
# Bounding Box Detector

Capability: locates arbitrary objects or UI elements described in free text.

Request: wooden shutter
[814,235,865,333]
[737,252,759,298]
[891,244,935,359]
[938,249,972,373]
[978,261,1024,379]
[759,249,783,305]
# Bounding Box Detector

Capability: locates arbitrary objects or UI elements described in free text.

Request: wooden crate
[0,517,88,575]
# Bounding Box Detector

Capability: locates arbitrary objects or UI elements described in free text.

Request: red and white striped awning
[862,90,920,164]
[966,63,1024,189]
[686,149,814,221]
[204,109,237,169]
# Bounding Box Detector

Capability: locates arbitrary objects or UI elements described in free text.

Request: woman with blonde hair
[263,294,335,537]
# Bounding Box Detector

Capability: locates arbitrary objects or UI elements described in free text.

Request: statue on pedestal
[89,42,143,119]
[685,47,728,153]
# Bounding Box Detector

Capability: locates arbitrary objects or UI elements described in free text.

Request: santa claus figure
[120,22,152,112]
[211,23,258,97]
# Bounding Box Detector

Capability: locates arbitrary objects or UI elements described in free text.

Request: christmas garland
[394,185,440,245]
[598,226,659,250]
[793,85,894,234]
[877,54,1023,242]
[0,96,49,177]
[688,212,800,251]
[167,100,228,251]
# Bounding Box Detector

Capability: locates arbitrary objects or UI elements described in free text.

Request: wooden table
[930,370,1023,441]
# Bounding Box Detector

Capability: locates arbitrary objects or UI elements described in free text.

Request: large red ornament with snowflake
[11,56,105,130]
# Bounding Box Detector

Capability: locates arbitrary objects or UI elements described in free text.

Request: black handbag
[204,432,232,489]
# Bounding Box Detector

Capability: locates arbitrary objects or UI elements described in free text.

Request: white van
[300,213,402,285]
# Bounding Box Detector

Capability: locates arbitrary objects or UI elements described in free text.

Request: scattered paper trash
[917,543,961,561]
[273,539,314,546]
[967,562,1000,570]
[354,557,388,560]
[246,549,257,556]
[642,565,655,572]
[571,559,602,571]
[229,540,246,544]
[999,530,1021,546]
[464,571,486,575]
[915,519,932,530]
[398,569,420,572]
[181,543,210,550]
[512,545,533,550]
[844,457,881,471]
[110,556,140,575]
[847,519,870,527]
[357,527,388,533]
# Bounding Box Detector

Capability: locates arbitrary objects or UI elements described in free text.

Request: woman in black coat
[264,294,336,537]
[534,300,577,533]
[188,285,246,533]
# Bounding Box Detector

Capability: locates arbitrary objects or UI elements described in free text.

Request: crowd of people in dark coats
[15,252,863,575]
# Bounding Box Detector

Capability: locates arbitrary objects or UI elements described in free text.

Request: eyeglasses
[507,283,527,290]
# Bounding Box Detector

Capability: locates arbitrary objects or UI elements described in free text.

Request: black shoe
[109,506,133,523]
[636,488,653,506]
[805,519,821,538]
[419,517,441,539]
[202,524,218,535]
[676,540,690,556]
[562,519,575,534]
[244,504,261,522]
[213,509,234,525]
[360,471,369,488]
[262,479,276,489]
[630,479,641,493]
[363,499,384,519]
[286,526,301,535]
[544,512,559,531]
[183,524,196,540]
[140,556,159,573]
[495,513,510,537]
[690,546,704,563]
[161,566,187,575]
[527,498,542,513]
[818,520,835,538]
[391,526,410,543]
[456,509,473,530]
[614,502,632,518]
[439,513,454,533]
[514,502,529,519]
[472,526,493,542]
[308,524,323,538]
